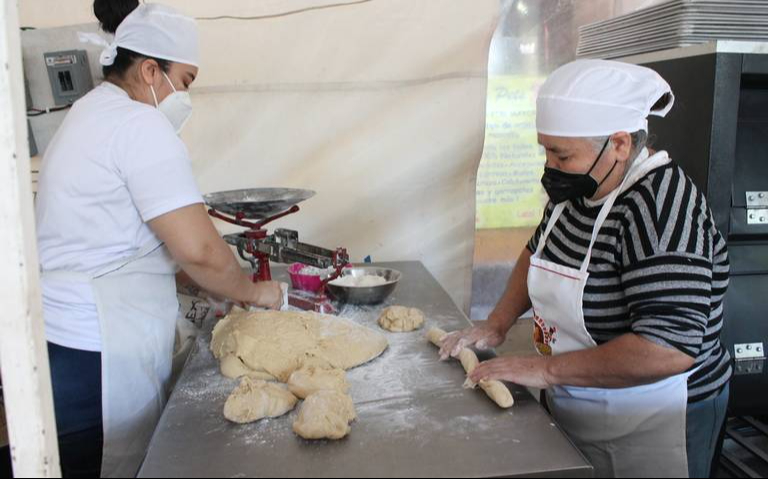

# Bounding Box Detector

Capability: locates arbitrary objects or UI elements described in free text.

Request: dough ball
[224,378,298,424]
[287,367,350,399]
[292,390,356,440]
[378,306,425,333]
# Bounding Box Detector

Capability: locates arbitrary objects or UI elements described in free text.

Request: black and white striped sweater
[528,161,732,403]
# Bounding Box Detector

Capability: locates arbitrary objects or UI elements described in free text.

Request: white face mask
[150,72,193,134]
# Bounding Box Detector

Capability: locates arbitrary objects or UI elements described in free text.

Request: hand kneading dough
[378,306,425,332]
[425,327,514,409]
[211,310,389,382]
[293,390,357,440]
[224,378,298,424]
[287,367,350,399]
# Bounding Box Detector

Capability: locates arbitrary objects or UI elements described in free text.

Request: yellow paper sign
[476,75,548,229]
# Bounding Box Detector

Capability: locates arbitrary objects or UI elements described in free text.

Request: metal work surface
[139,262,592,478]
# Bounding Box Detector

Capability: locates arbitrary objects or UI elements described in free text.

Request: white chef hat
[536,59,675,138]
[80,3,199,68]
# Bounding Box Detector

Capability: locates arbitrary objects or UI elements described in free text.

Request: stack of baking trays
[577,0,768,59]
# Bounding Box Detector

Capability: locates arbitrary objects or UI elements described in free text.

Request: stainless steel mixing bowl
[326,267,402,305]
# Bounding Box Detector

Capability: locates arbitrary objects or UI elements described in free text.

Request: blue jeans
[48,342,103,478]
[686,384,730,478]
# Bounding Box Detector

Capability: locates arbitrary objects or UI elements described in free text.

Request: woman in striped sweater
[441,60,731,479]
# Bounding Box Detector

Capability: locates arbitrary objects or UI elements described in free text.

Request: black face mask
[541,137,618,204]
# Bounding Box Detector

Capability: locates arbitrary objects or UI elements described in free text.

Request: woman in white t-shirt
[34,2,282,477]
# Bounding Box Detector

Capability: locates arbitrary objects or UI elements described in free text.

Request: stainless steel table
[139,262,592,478]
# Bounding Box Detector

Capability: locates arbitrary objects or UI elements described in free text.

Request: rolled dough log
[292,390,357,440]
[378,306,425,332]
[211,310,389,382]
[425,327,514,409]
[223,378,298,424]
[287,367,350,399]
[426,327,449,347]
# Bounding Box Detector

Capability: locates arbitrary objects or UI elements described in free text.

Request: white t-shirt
[36,82,203,352]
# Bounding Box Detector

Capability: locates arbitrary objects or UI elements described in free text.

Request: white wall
[21,0,501,313]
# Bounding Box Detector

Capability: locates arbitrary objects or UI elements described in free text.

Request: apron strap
[92,242,165,279]
[535,203,567,257]
[580,188,625,273]
[535,174,628,271]
[534,149,671,274]
[580,149,671,273]
[41,241,166,282]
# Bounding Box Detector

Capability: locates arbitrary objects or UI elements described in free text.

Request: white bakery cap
[79,3,199,67]
[536,59,675,137]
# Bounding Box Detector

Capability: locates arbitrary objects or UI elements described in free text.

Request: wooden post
[0,0,61,477]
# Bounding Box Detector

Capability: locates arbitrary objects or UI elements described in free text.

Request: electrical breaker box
[44,49,94,106]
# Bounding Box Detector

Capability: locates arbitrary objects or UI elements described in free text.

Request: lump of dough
[220,354,276,381]
[211,310,389,382]
[293,390,357,440]
[287,367,350,399]
[223,378,298,424]
[378,306,425,333]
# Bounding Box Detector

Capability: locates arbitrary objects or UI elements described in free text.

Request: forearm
[177,241,255,304]
[545,333,696,389]
[487,248,533,335]
[150,204,258,304]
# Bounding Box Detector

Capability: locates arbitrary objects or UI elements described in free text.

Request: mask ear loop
[586,137,612,176]
[162,71,178,94]
[598,160,620,188]
[150,70,178,108]
[587,136,620,188]
[149,85,159,108]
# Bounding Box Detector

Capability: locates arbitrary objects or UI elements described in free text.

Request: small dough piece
[287,367,350,399]
[426,327,514,409]
[293,391,357,440]
[378,306,425,333]
[223,378,298,424]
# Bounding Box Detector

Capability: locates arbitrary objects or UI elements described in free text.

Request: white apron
[528,151,693,479]
[44,241,179,478]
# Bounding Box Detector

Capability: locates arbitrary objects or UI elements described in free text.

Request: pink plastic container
[288,263,326,293]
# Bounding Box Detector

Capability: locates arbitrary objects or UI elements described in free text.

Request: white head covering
[536,59,675,138]
[79,3,199,67]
